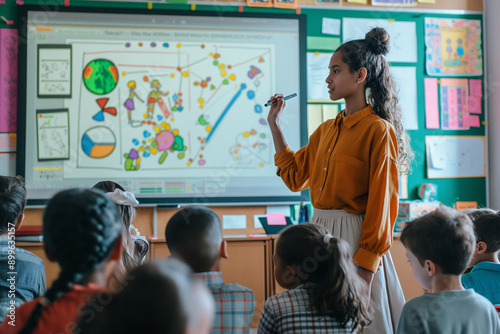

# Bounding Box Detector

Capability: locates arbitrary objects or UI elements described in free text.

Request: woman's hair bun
[365,27,390,56]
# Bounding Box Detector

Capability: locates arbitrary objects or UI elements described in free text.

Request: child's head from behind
[400,206,475,290]
[464,208,500,267]
[92,181,136,230]
[165,206,223,272]
[19,188,123,334]
[92,180,140,275]
[0,175,26,234]
[275,224,370,330]
[79,258,215,334]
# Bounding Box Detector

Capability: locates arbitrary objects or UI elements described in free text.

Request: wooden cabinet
[390,239,425,301]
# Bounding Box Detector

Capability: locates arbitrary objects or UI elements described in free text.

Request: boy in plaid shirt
[166,206,256,334]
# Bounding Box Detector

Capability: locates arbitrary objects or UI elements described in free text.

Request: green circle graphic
[83,59,119,95]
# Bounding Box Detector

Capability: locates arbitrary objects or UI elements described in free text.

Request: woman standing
[267,27,413,333]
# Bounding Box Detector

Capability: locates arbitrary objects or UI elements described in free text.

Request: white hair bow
[106,188,139,207]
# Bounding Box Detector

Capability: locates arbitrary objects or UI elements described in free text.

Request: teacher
[267,27,413,334]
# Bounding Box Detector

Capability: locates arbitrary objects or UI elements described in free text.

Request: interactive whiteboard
[17,6,307,205]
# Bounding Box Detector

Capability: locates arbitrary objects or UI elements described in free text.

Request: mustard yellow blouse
[275,105,399,272]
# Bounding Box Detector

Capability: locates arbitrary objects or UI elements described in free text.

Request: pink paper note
[266,213,286,225]
[469,79,483,97]
[0,29,18,133]
[424,78,440,129]
[464,115,480,128]
[469,96,482,114]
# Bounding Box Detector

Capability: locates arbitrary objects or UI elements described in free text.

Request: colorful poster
[0,29,18,133]
[425,18,483,76]
[440,79,469,130]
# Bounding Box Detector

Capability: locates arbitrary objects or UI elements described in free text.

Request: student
[165,205,256,334]
[396,207,500,334]
[0,176,45,324]
[77,258,215,334]
[461,208,500,305]
[92,181,149,288]
[258,223,370,333]
[267,27,411,333]
[0,188,123,334]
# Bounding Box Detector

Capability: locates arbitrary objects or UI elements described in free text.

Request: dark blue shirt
[0,237,46,323]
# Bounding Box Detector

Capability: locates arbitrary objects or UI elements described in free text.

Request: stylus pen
[264,93,297,107]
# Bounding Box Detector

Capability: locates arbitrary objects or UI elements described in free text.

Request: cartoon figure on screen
[124,81,144,123]
[147,80,169,120]
[266,27,414,334]
[446,38,453,60]
[456,38,465,59]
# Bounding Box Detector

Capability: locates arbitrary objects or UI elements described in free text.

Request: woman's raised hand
[267,94,286,131]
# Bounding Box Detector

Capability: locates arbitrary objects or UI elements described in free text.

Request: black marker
[265,93,297,107]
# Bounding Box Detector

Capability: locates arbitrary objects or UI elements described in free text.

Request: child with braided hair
[0,188,123,334]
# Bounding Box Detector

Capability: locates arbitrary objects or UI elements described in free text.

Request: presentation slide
[18,7,307,204]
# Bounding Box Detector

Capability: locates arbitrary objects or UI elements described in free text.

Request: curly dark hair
[337,27,414,174]
[276,224,371,332]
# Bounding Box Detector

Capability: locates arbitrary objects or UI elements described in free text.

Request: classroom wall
[1,0,487,209]
[485,0,500,210]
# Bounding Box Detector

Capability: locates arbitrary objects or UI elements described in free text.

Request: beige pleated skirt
[311,208,405,334]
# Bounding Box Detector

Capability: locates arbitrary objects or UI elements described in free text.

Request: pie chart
[82,126,116,158]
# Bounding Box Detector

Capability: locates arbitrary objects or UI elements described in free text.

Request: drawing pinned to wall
[36,109,70,161]
[425,18,483,76]
[0,28,18,133]
[65,40,274,178]
[273,0,297,9]
[440,78,469,130]
[306,52,331,101]
[37,45,72,98]
[426,136,485,178]
[342,18,417,63]
[390,66,418,130]
[315,0,340,4]
[372,0,416,5]
[246,0,272,7]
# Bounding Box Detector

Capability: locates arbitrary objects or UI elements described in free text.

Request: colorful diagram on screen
[65,40,275,177]
[81,126,116,158]
[83,59,119,95]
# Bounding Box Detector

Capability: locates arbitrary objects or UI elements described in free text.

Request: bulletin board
[0,0,486,208]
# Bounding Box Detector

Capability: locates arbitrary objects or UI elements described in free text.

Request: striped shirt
[258,284,357,334]
[196,272,256,334]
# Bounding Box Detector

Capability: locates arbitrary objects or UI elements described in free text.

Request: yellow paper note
[347,0,367,3]
[322,104,339,122]
[307,104,323,137]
